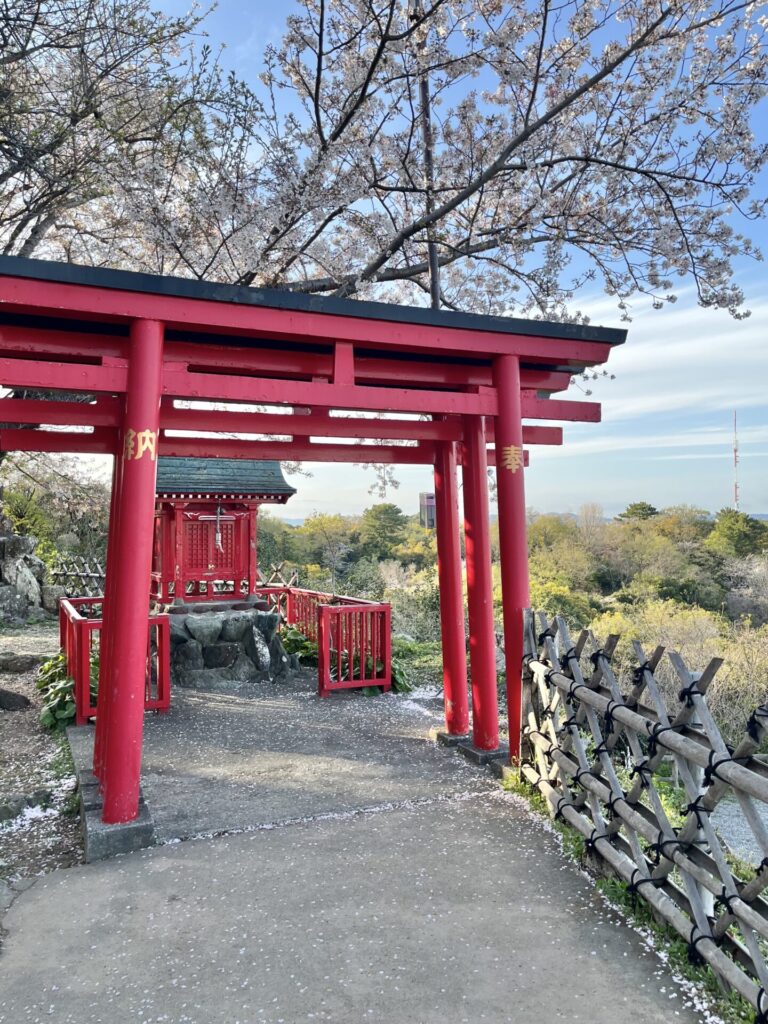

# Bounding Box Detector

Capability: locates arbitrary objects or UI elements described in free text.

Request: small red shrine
[151,457,295,602]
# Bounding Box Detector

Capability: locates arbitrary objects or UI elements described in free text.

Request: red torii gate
[0,255,625,825]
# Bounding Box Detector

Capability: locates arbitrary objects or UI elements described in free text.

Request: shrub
[36,653,77,730]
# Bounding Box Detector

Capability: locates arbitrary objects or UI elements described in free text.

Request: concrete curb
[66,727,155,862]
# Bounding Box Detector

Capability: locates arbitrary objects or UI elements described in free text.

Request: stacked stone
[0,526,63,623]
[169,600,294,691]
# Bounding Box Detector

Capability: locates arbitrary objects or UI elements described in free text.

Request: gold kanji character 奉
[501,444,523,473]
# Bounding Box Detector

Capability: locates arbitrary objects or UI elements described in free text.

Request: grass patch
[391,637,442,688]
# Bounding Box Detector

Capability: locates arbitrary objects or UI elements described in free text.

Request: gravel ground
[0,620,82,887]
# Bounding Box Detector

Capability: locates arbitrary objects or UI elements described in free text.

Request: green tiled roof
[156,458,296,501]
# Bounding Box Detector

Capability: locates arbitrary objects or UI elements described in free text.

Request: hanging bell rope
[214,502,224,554]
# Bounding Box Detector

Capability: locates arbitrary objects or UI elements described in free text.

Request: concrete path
[1,683,703,1023]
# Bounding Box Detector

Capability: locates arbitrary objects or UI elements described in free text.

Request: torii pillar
[434,439,469,737]
[461,415,503,760]
[99,319,164,823]
[493,355,530,762]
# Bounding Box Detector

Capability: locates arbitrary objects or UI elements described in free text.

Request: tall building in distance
[419,492,436,529]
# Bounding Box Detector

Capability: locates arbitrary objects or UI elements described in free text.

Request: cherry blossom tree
[0,0,216,259]
[2,0,766,319]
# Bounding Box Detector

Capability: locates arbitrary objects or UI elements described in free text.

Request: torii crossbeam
[0,256,625,823]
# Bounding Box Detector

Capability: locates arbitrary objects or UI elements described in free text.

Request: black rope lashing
[758,857,768,876]
[685,795,711,830]
[755,988,768,1024]
[603,699,622,736]
[567,679,588,704]
[537,625,557,647]
[632,660,652,687]
[558,712,579,735]
[585,828,610,856]
[589,648,607,669]
[714,887,741,916]
[593,738,611,760]
[649,829,690,866]
[559,647,578,672]
[702,749,741,788]
[678,680,702,708]
[605,792,624,820]
[553,796,570,823]
[747,708,768,744]
[629,758,653,788]
[687,926,715,966]
[626,868,663,907]
[647,722,678,761]
[573,767,594,790]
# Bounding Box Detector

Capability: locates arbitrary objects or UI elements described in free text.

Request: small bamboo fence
[521,610,768,1019]
[50,557,105,597]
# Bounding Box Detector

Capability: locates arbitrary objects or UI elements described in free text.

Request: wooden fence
[59,597,170,724]
[254,585,391,697]
[50,557,105,597]
[521,610,768,1018]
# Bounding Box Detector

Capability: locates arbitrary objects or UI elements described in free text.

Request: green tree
[297,513,351,589]
[617,502,659,521]
[527,513,579,550]
[394,520,437,571]
[256,513,296,573]
[342,557,385,601]
[360,504,408,560]
[705,509,768,559]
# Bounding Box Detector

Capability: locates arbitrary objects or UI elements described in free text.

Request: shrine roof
[156,458,296,502]
[0,255,626,349]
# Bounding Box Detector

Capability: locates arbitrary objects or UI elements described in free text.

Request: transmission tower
[733,410,740,511]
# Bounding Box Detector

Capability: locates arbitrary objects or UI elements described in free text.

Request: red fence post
[317,605,331,698]
[382,604,392,691]
[461,415,500,752]
[434,440,469,735]
[101,319,164,824]
[493,355,530,762]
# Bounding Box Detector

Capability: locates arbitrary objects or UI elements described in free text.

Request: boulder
[185,613,224,645]
[203,642,240,670]
[0,584,27,622]
[0,533,35,560]
[244,624,272,672]
[169,617,191,646]
[26,553,46,582]
[172,639,204,672]
[42,584,67,614]
[3,560,41,607]
[0,687,31,711]
[268,633,291,678]
[227,652,261,682]
[0,652,46,674]
[253,611,280,644]
[220,610,255,642]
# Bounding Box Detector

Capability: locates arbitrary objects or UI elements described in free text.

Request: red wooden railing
[254,586,391,697]
[59,598,171,725]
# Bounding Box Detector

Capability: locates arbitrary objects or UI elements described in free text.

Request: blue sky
[154,1,767,521]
